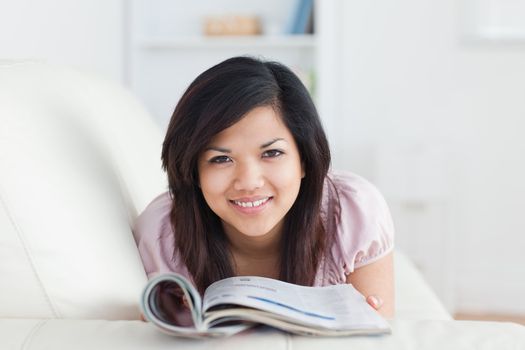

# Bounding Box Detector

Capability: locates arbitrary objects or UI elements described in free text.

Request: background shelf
[137,35,317,50]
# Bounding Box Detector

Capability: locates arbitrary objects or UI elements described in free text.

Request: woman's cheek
[200,166,231,197]
[269,159,303,188]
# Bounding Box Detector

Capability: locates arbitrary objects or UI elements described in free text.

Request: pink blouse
[132,171,394,286]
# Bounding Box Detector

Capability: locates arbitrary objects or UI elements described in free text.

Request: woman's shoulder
[132,191,184,279]
[140,191,173,216]
[323,171,388,216]
[325,171,381,198]
[133,192,172,239]
[323,171,395,274]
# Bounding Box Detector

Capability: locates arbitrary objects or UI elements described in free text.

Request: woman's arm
[346,251,395,318]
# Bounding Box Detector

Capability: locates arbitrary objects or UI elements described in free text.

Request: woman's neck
[230,247,281,279]
[224,222,283,259]
[222,221,283,279]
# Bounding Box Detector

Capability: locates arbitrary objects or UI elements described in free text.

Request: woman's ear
[301,162,306,179]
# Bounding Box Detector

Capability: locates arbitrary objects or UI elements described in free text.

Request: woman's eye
[209,155,232,164]
[262,149,284,158]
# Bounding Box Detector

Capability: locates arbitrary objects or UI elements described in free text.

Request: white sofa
[1,61,524,349]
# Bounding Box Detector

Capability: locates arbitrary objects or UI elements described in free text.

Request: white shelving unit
[137,35,317,50]
[126,0,341,131]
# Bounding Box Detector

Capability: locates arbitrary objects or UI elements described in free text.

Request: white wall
[333,0,525,315]
[0,0,125,83]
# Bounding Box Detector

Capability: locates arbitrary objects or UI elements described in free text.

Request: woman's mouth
[229,196,273,213]
[231,197,271,208]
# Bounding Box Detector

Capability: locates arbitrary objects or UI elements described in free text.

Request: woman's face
[198,106,304,241]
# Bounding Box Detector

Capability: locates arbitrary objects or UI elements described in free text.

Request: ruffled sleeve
[327,172,395,275]
[132,192,192,281]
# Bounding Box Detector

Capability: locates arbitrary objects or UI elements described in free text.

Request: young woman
[133,56,395,322]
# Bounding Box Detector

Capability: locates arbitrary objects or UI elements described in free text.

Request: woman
[134,56,394,322]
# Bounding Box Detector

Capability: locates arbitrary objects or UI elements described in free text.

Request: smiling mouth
[230,197,272,208]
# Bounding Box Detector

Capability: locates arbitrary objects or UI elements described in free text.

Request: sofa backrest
[0,62,167,319]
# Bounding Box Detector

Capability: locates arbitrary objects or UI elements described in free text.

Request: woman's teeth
[233,197,270,208]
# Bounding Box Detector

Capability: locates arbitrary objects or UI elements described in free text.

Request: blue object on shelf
[289,0,314,34]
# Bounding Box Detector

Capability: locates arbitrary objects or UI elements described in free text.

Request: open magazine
[140,273,391,338]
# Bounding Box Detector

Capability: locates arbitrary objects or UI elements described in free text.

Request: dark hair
[162,56,331,293]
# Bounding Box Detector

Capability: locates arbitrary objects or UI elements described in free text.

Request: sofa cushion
[0,62,166,319]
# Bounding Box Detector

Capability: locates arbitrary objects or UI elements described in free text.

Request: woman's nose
[233,162,264,191]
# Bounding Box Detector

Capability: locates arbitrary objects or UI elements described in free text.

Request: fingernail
[376,297,383,307]
[370,296,382,308]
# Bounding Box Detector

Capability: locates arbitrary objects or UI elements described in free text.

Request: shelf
[137,35,317,50]
[128,0,325,128]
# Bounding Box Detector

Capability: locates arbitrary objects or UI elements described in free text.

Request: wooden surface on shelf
[137,35,316,49]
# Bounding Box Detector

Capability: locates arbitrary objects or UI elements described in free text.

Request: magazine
[140,273,391,338]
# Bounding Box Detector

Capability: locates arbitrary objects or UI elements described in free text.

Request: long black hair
[162,56,331,293]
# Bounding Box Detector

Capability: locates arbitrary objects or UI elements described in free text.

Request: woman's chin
[223,218,284,241]
[236,229,273,238]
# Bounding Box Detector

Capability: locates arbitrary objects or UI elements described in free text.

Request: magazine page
[204,308,388,336]
[141,273,252,337]
[202,276,390,332]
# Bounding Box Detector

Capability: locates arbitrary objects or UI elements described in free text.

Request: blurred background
[1,0,524,323]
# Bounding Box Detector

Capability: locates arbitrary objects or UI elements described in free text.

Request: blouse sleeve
[132,192,185,280]
[329,172,395,274]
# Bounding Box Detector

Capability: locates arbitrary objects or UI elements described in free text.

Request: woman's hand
[139,296,190,322]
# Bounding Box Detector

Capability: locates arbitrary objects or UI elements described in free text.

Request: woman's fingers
[181,295,190,308]
[366,295,383,310]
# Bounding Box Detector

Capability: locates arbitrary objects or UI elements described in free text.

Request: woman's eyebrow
[204,146,231,153]
[260,138,286,148]
[204,138,287,153]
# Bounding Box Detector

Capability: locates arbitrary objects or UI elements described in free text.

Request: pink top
[132,171,394,287]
